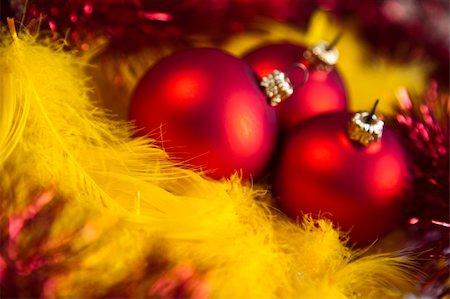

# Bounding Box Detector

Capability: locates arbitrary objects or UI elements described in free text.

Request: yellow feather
[0,21,417,298]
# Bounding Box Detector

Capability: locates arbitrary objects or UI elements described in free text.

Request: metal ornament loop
[285,63,310,89]
[260,63,310,107]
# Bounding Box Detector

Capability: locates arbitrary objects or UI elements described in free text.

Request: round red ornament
[243,42,348,129]
[129,48,278,179]
[274,109,411,244]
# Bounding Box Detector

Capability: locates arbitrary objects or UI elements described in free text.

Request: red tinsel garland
[389,81,449,298]
[5,0,316,51]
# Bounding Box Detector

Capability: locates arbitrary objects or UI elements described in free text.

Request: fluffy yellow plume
[0,20,415,298]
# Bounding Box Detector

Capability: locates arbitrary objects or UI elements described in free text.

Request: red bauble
[275,111,411,244]
[129,48,278,179]
[243,43,348,129]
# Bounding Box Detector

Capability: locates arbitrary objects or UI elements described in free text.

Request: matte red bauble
[274,110,411,244]
[243,43,348,129]
[129,48,278,179]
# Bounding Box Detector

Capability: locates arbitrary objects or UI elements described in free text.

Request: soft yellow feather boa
[0,16,417,298]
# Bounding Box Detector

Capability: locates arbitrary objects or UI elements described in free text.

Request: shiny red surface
[275,112,411,244]
[129,48,278,179]
[243,43,348,129]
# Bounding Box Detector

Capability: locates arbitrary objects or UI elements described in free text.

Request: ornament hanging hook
[365,99,380,123]
[285,63,310,89]
[325,32,343,51]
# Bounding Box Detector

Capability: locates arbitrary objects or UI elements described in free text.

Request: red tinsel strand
[406,219,449,298]
[5,1,448,86]
[5,0,315,51]
[0,187,75,298]
[0,185,206,298]
[321,0,450,86]
[148,264,210,299]
[392,81,449,223]
[389,81,449,298]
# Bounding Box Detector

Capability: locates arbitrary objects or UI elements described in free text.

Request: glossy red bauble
[129,48,278,179]
[243,43,348,129]
[275,111,411,244]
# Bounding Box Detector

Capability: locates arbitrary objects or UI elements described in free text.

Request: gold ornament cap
[347,100,384,146]
[260,64,309,107]
[261,70,294,106]
[303,34,341,72]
